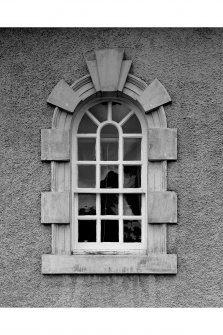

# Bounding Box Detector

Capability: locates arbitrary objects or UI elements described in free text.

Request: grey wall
[1,28,223,307]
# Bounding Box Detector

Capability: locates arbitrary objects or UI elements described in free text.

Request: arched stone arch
[41,49,177,274]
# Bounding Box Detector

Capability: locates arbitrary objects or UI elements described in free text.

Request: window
[41,48,177,274]
[72,100,147,253]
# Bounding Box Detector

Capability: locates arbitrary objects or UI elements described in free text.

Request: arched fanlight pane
[89,103,108,122]
[101,125,118,138]
[112,102,130,123]
[78,114,98,133]
[100,125,119,161]
[122,114,141,133]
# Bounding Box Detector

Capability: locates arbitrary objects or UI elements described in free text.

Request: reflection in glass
[124,138,141,161]
[122,114,141,133]
[100,165,118,188]
[78,138,96,161]
[123,194,141,215]
[124,166,141,188]
[89,103,108,122]
[78,194,96,215]
[100,125,118,161]
[112,102,130,123]
[124,220,141,242]
[101,194,119,215]
[78,165,96,188]
[101,220,119,242]
[78,114,98,133]
[78,220,96,242]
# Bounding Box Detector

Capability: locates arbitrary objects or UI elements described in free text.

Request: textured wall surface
[1,28,223,307]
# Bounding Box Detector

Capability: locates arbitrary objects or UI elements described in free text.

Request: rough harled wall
[1,28,223,307]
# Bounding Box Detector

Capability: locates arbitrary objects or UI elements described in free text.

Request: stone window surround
[41,48,177,274]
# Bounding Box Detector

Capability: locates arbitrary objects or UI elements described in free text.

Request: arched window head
[72,100,147,252]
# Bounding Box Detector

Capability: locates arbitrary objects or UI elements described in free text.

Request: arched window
[72,100,147,253]
[41,48,177,274]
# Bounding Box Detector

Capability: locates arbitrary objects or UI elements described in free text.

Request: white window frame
[71,98,148,254]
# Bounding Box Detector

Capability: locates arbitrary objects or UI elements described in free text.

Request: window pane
[122,114,141,133]
[123,194,141,215]
[112,102,130,123]
[124,166,141,188]
[101,140,118,161]
[101,125,118,161]
[78,220,96,242]
[89,102,108,122]
[78,114,98,133]
[78,165,95,188]
[124,138,141,161]
[101,220,119,242]
[124,220,141,242]
[78,194,96,215]
[101,194,119,215]
[100,165,118,188]
[78,138,96,161]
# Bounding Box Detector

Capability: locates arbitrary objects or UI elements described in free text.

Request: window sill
[42,254,177,274]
